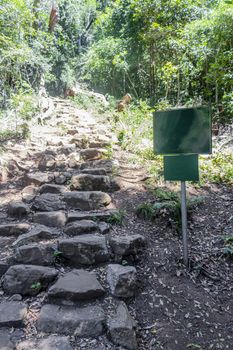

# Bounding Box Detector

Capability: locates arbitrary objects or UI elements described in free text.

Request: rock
[55,173,67,185]
[32,193,66,212]
[38,155,56,171]
[70,174,120,192]
[17,336,73,350]
[80,168,107,176]
[107,264,137,298]
[39,184,67,194]
[80,148,103,161]
[98,222,110,234]
[37,304,105,337]
[0,329,14,349]
[67,210,119,223]
[58,235,109,265]
[89,141,110,148]
[33,211,67,227]
[7,202,29,218]
[14,243,56,266]
[0,223,30,237]
[80,159,117,173]
[58,145,76,155]
[23,172,54,186]
[2,265,58,296]
[0,261,9,277]
[64,220,98,236]
[107,302,137,350]
[21,185,38,203]
[108,235,146,260]
[0,302,27,328]
[48,270,105,302]
[63,191,111,211]
[12,225,59,247]
[67,153,80,168]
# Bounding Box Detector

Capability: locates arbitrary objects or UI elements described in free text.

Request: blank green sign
[153,107,211,155]
[164,154,199,182]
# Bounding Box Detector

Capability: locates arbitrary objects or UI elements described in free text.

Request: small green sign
[164,154,199,182]
[153,107,212,155]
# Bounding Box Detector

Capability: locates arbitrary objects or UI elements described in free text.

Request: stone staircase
[0,98,145,350]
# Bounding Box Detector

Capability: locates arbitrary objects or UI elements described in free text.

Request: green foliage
[200,153,233,184]
[107,210,125,225]
[30,281,42,290]
[222,236,233,258]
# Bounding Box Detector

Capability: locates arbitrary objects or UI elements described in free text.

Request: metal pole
[181,181,189,267]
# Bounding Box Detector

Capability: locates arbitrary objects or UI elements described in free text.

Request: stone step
[80,168,107,176]
[33,211,67,227]
[0,301,27,328]
[58,235,109,266]
[23,172,54,186]
[2,265,58,296]
[17,336,73,350]
[37,304,105,337]
[67,210,119,223]
[107,264,137,298]
[12,225,59,247]
[108,234,146,261]
[64,220,99,236]
[70,174,120,192]
[63,191,111,211]
[48,269,105,302]
[7,202,30,218]
[80,148,103,161]
[13,243,56,266]
[39,184,67,194]
[0,223,30,237]
[32,193,66,212]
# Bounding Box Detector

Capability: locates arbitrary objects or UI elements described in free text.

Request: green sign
[164,154,199,182]
[153,107,211,155]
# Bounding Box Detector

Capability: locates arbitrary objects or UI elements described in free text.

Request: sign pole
[181,181,189,267]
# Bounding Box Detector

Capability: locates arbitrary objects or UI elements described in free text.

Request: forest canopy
[0,0,232,123]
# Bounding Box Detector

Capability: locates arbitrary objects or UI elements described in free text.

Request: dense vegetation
[1,0,232,122]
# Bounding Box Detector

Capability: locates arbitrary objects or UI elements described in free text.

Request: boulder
[80,148,103,161]
[64,220,98,236]
[0,223,30,237]
[12,225,59,247]
[108,235,146,260]
[48,270,105,302]
[32,193,66,212]
[107,264,137,298]
[17,336,73,350]
[2,265,58,296]
[70,174,120,192]
[107,302,137,350]
[58,235,109,265]
[63,191,111,211]
[33,211,67,227]
[7,202,29,218]
[39,184,67,194]
[37,304,105,337]
[14,243,56,266]
[0,301,27,328]
[23,172,54,186]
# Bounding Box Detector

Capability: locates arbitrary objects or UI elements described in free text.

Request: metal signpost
[153,107,212,267]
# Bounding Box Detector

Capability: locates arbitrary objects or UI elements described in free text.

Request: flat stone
[17,336,73,350]
[64,220,99,236]
[48,270,105,302]
[37,304,105,337]
[23,172,54,186]
[0,329,14,349]
[108,235,146,259]
[39,184,67,194]
[14,243,56,266]
[21,185,38,203]
[107,264,137,298]
[58,235,109,265]
[80,168,107,175]
[107,302,137,350]
[2,265,58,296]
[80,148,103,161]
[33,211,67,227]
[70,174,120,192]
[12,225,59,247]
[0,223,30,237]
[0,302,27,328]
[63,191,111,211]
[7,202,29,218]
[32,193,66,212]
[67,210,119,223]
